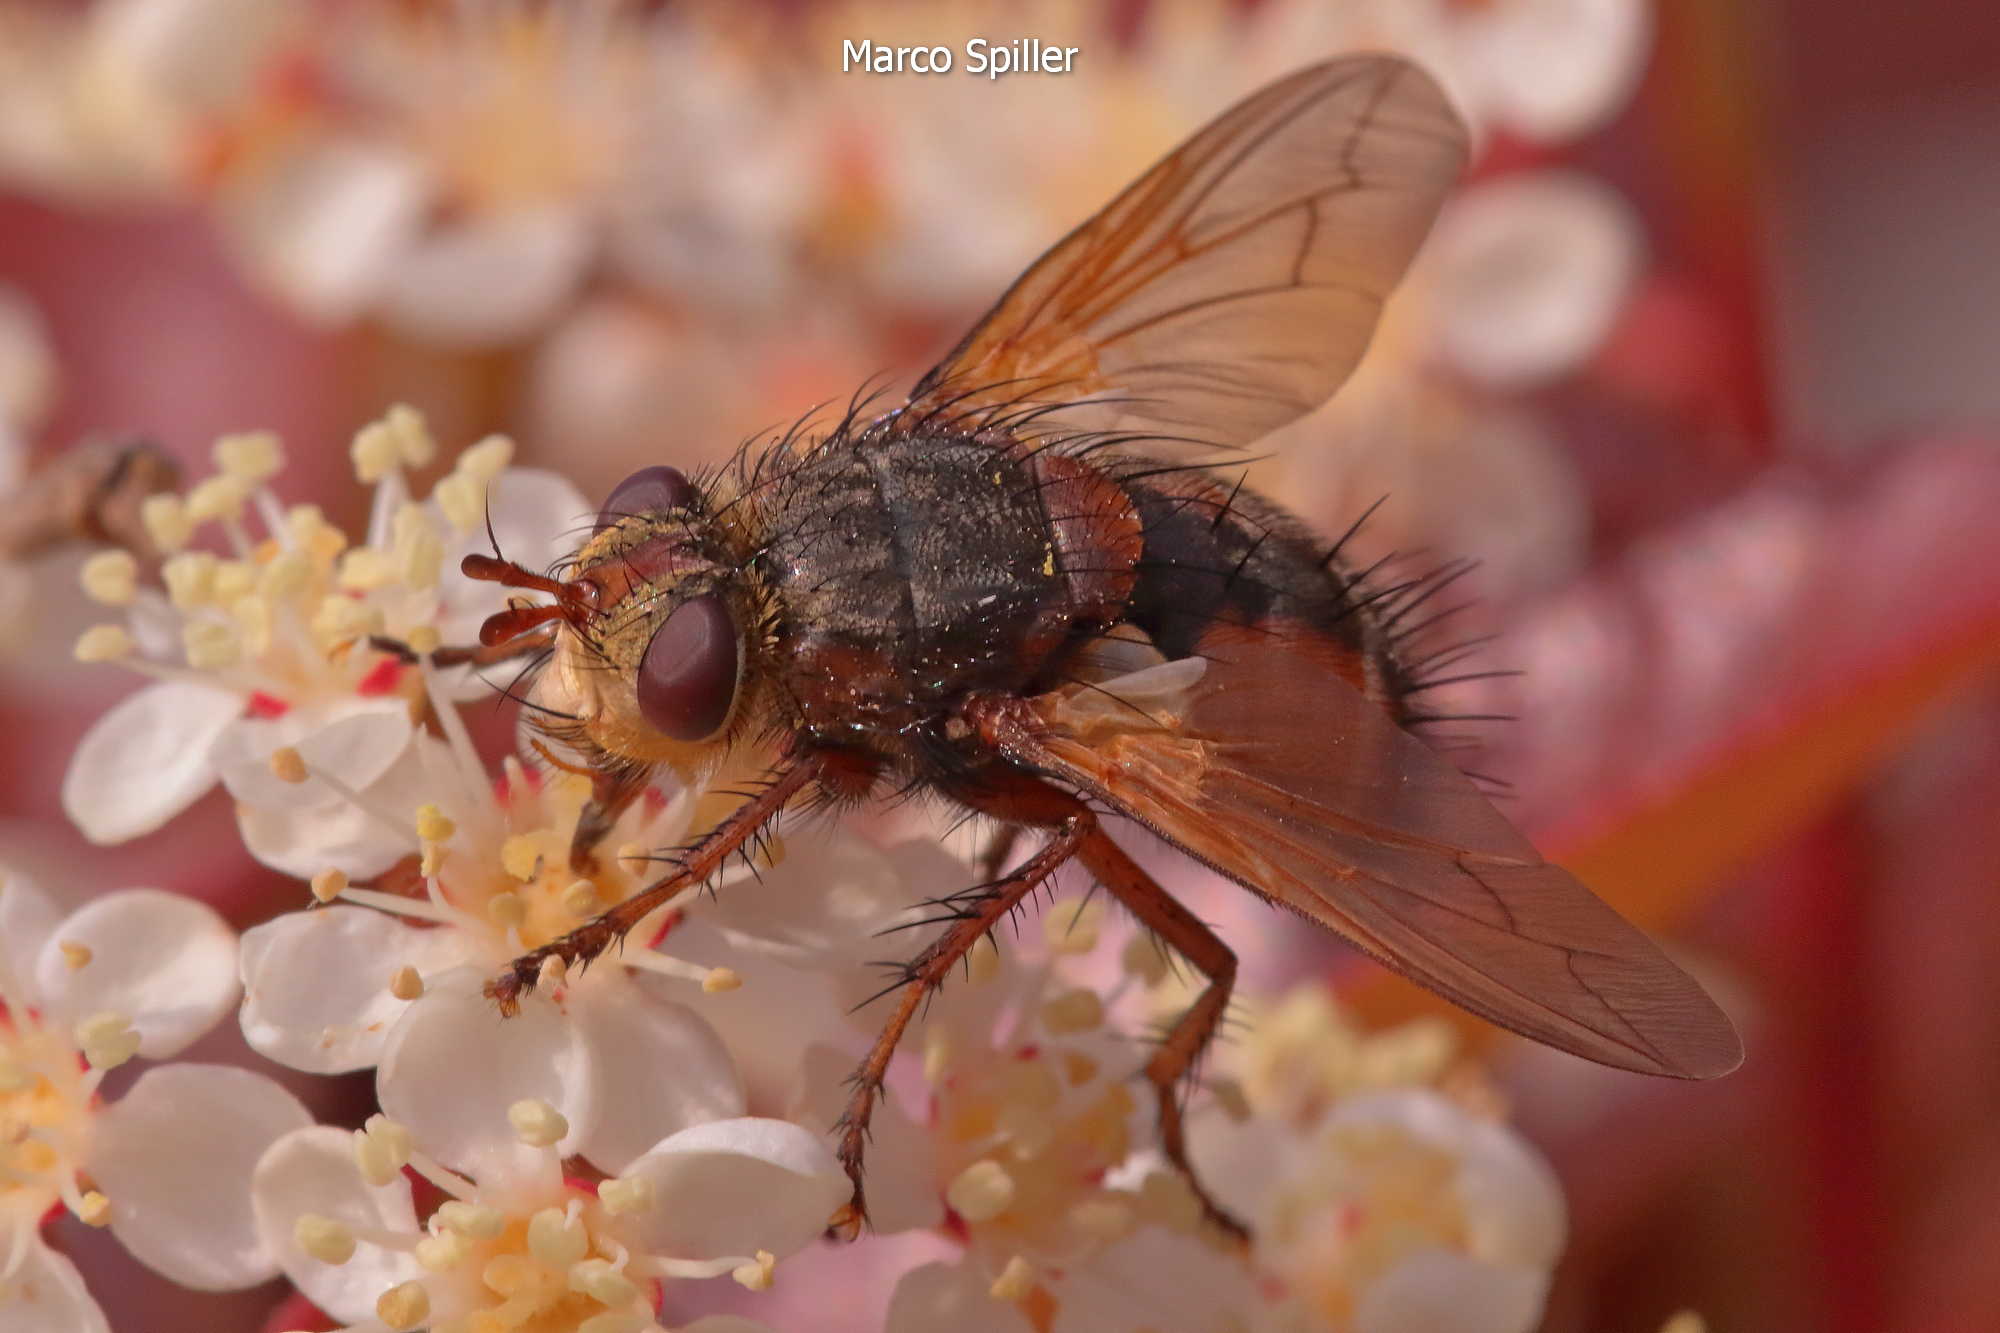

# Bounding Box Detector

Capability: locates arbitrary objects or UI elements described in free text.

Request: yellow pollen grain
[405,625,441,653]
[1660,1313,1708,1333]
[965,935,1001,984]
[457,433,516,481]
[296,1214,357,1265]
[73,1191,112,1227]
[989,1255,1035,1302]
[58,939,92,970]
[420,843,446,878]
[286,504,348,566]
[73,624,133,663]
[376,1279,430,1331]
[80,550,138,605]
[415,804,456,842]
[162,551,219,609]
[570,1258,639,1307]
[311,869,348,903]
[337,546,399,592]
[75,1011,140,1070]
[1043,897,1104,954]
[185,473,251,524]
[312,594,384,641]
[614,843,650,874]
[432,472,483,534]
[269,747,310,784]
[436,1200,504,1238]
[482,1251,536,1297]
[701,967,742,994]
[415,1229,474,1272]
[212,559,256,603]
[500,835,543,882]
[923,1031,953,1084]
[536,955,568,991]
[388,966,425,1001]
[258,550,312,600]
[384,403,437,468]
[1061,1050,1099,1087]
[1137,1170,1202,1232]
[351,422,403,484]
[527,1206,588,1267]
[509,1098,568,1148]
[1069,1197,1135,1242]
[232,594,273,655]
[140,493,192,553]
[487,892,527,929]
[1120,934,1170,987]
[214,429,285,482]
[1040,988,1103,1035]
[731,1250,776,1292]
[183,619,241,670]
[597,1176,651,1216]
[560,879,600,916]
[946,1160,1016,1223]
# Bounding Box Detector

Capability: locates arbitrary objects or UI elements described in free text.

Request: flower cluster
[15,405,1583,1331]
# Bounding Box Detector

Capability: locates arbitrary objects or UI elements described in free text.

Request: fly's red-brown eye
[597,465,697,530]
[637,594,738,741]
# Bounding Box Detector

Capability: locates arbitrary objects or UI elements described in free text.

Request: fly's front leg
[485,757,818,1014]
[830,804,1094,1238]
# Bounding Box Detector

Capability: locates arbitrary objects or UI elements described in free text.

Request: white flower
[868,911,1238,1327]
[1423,170,1644,390]
[1442,0,1652,144]
[250,1097,847,1333]
[60,407,590,868]
[0,866,311,1330]
[1184,990,1566,1333]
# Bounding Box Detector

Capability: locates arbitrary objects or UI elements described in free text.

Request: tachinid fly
[461,54,1743,1237]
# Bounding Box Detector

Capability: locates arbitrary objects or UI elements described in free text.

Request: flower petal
[33,888,238,1056]
[250,1125,422,1323]
[234,733,439,879]
[1049,1231,1259,1333]
[701,834,952,967]
[61,679,239,843]
[1449,0,1651,143]
[240,906,469,1074]
[0,861,61,996]
[376,970,590,1175]
[884,1262,1032,1333]
[1355,1248,1549,1333]
[0,1237,110,1333]
[226,140,432,326]
[91,1063,313,1289]
[569,978,744,1173]
[380,207,594,346]
[211,702,415,811]
[791,1044,941,1235]
[620,1117,848,1261]
[1425,172,1641,388]
[1330,1091,1566,1266]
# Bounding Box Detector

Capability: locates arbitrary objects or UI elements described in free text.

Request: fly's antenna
[461,554,598,645]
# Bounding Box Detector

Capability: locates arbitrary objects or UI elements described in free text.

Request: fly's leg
[1074,826,1247,1245]
[829,811,1092,1238]
[484,758,817,1014]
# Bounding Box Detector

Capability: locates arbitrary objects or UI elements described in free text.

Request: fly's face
[469,465,758,779]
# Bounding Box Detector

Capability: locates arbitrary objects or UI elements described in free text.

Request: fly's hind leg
[830,810,1091,1238]
[1074,827,1247,1245]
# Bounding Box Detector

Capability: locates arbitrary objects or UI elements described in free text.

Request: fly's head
[465,465,766,779]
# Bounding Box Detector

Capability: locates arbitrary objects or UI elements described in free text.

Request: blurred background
[3,2,1998,1331]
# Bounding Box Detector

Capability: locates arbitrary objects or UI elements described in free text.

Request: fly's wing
[987,640,1743,1079]
[899,55,1467,452]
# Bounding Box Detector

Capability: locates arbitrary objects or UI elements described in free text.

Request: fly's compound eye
[597,465,697,531]
[637,593,739,741]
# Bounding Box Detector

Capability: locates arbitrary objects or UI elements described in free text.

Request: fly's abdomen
[1119,464,1409,715]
